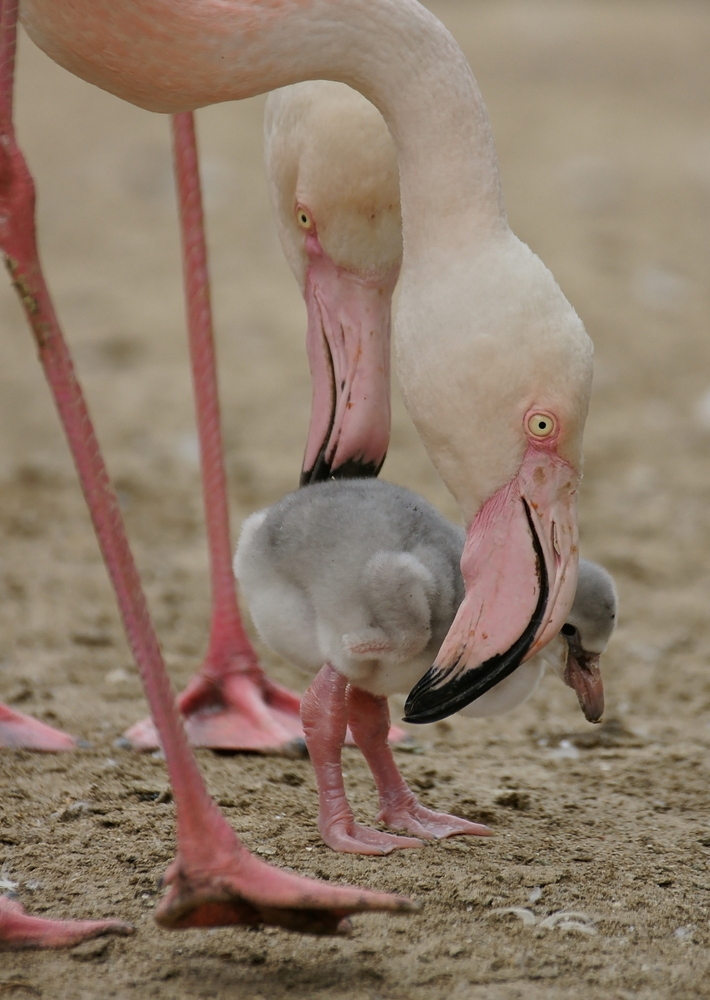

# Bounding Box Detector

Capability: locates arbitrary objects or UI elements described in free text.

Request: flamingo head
[399,234,594,723]
[264,82,402,484]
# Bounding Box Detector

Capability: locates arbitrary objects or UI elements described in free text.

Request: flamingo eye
[296,206,314,230]
[527,412,557,438]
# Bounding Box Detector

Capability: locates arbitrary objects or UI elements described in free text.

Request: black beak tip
[403,497,551,724]
[403,665,496,725]
[403,668,452,724]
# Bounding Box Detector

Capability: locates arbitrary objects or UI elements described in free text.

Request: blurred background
[2,2,710,995]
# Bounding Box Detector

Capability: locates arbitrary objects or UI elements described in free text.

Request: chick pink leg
[0,703,76,751]
[0,4,414,944]
[346,685,492,840]
[301,664,422,854]
[124,113,303,753]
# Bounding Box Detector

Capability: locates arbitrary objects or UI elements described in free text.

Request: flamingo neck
[22,0,507,258]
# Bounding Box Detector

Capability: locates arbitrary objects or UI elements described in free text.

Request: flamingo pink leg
[123,113,305,754]
[346,686,493,841]
[0,0,414,945]
[0,703,76,751]
[0,4,75,757]
[301,664,423,855]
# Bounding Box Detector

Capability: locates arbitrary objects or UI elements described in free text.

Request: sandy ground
[2,1,710,997]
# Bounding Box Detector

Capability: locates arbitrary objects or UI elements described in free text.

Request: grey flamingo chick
[234,480,616,855]
[458,559,615,724]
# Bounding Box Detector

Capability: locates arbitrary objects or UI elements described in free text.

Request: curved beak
[404,445,579,723]
[564,647,604,723]
[300,251,398,485]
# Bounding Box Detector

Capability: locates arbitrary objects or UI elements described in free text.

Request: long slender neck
[23,0,507,257]
[275,0,508,256]
[358,2,507,258]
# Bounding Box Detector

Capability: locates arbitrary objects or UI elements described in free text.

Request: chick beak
[564,646,604,723]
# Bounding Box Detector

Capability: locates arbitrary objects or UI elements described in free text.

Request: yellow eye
[296,205,314,230]
[527,412,557,438]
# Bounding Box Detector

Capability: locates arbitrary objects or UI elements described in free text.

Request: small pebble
[674,926,695,941]
[548,740,580,761]
[105,667,130,684]
[53,801,91,822]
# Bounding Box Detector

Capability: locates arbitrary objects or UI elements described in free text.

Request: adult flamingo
[264,77,592,724]
[0,0,592,946]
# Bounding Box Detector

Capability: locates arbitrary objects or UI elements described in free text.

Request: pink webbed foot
[123,672,306,755]
[346,685,492,844]
[156,805,416,935]
[319,815,423,856]
[0,895,133,950]
[378,794,492,841]
[124,672,408,754]
[0,703,76,751]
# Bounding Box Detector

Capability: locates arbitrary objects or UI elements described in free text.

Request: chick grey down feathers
[235,479,616,714]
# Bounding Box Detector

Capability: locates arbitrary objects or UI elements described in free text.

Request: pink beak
[404,444,579,723]
[300,238,398,485]
[564,649,604,723]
